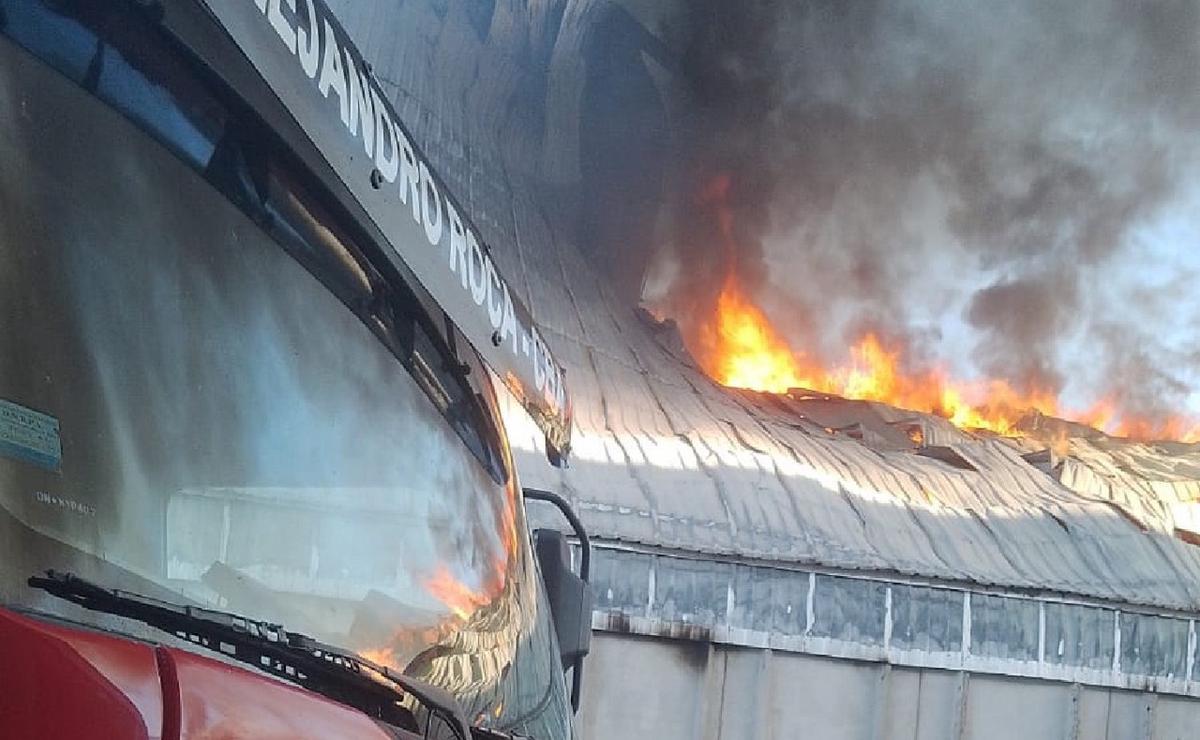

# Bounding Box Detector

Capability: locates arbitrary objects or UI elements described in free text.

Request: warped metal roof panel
[503,216,1200,609]
[325,0,1200,613]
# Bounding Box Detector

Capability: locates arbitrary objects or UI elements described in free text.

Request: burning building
[327,0,1200,737]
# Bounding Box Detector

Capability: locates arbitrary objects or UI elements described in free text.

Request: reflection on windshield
[0,20,529,709]
[0,2,574,734]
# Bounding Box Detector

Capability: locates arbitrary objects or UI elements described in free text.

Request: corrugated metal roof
[327,0,1200,613]
[497,192,1200,609]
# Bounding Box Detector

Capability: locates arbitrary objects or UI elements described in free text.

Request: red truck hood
[0,607,406,739]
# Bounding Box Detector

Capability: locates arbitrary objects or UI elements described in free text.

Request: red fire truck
[0,1,591,737]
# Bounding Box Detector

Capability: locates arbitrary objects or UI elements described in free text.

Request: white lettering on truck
[295,0,320,78]
[245,0,568,415]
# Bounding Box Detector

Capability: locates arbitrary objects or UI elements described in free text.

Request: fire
[699,274,807,393]
[680,172,1200,443]
[355,482,528,669]
[418,474,523,622]
[359,646,397,667]
[693,273,1199,441]
[355,565,505,668]
[425,565,494,621]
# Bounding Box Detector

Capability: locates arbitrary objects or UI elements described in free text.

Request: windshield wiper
[28,570,475,740]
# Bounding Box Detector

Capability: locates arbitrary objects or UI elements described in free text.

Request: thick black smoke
[650,0,1200,418]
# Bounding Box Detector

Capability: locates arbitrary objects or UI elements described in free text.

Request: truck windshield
[0,0,537,714]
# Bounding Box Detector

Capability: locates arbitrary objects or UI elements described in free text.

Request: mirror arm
[524,487,591,712]
[523,488,590,582]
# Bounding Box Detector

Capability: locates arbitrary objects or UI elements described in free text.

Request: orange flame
[699,274,807,393]
[425,565,494,621]
[695,274,1198,441]
[685,175,1199,443]
[359,646,398,667]
[356,479,526,670]
[697,276,1044,435]
[417,475,523,623]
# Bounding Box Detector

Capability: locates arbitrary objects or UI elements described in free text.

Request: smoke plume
[650,0,1200,420]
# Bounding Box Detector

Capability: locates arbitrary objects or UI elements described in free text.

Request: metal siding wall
[878,668,922,740]
[580,633,1200,740]
[961,677,1070,740]
[1105,692,1151,740]
[715,649,771,739]
[1078,687,1114,740]
[913,671,962,740]
[765,652,880,740]
[576,634,707,740]
[1152,696,1195,740]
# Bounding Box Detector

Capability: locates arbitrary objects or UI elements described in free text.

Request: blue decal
[0,399,62,472]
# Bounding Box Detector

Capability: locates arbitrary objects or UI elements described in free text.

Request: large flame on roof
[688,179,1200,443]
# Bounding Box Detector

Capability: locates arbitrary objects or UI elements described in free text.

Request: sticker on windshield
[0,399,62,472]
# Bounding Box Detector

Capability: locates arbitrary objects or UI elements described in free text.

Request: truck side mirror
[534,529,593,671]
[524,488,593,714]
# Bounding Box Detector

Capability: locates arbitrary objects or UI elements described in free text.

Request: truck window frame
[0,0,509,485]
